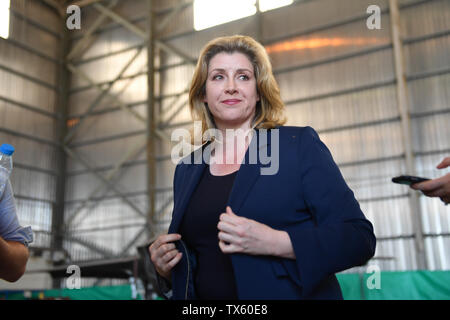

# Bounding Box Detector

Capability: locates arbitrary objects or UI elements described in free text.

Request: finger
[413,178,445,192]
[226,206,235,216]
[221,207,244,224]
[161,249,180,264]
[157,243,177,258]
[169,252,183,267]
[163,252,183,272]
[410,182,418,190]
[218,240,227,253]
[219,212,239,225]
[158,233,182,246]
[218,230,239,244]
[437,157,450,169]
[422,188,446,198]
[219,240,239,254]
[151,243,175,263]
[217,220,237,234]
[152,234,181,252]
[227,206,242,219]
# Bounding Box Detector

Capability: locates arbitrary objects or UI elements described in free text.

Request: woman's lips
[222,99,242,105]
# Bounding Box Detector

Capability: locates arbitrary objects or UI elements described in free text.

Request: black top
[179,165,239,300]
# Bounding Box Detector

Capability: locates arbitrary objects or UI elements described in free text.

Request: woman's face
[204,52,259,130]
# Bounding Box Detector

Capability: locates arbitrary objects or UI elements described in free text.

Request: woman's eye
[212,74,223,80]
[238,74,249,80]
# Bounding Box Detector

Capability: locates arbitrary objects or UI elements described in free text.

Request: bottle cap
[0,144,15,156]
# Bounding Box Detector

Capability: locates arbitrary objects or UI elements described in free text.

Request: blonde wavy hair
[188,35,286,145]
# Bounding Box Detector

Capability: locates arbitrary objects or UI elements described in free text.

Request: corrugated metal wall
[64,0,150,261]
[0,0,448,280]
[0,0,60,251]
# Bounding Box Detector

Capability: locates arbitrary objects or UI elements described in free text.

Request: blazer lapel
[226,128,271,216]
[168,144,208,234]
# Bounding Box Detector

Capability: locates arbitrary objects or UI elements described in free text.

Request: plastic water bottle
[0,143,15,198]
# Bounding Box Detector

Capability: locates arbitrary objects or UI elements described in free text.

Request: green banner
[337,270,450,300]
[44,284,134,300]
[2,271,450,300]
[0,284,134,300]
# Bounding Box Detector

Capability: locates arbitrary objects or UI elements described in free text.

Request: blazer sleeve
[284,126,376,297]
[151,163,184,300]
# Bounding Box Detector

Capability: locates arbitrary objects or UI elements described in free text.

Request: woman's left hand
[217,206,289,257]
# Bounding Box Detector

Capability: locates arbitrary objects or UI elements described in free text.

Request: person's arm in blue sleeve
[284,126,376,297]
[0,181,33,282]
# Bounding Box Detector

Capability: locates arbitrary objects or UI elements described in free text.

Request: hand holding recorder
[393,157,450,205]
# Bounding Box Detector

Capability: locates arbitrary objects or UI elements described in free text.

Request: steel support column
[146,0,157,239]
[389,0,427,270]
[51,14,71,289]
[255,0,263,43]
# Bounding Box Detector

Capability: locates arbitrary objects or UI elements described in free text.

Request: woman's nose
[225,79,238,94]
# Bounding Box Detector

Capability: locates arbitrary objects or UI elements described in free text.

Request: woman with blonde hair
[188,35,286,144]
[150,35,376,300]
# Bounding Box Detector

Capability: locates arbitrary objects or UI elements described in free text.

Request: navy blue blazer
[166,125,376,300]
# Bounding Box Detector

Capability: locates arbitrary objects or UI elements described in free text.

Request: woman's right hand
[149,233,183,280]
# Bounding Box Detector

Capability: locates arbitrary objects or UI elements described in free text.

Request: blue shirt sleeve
[0,180,33,246]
